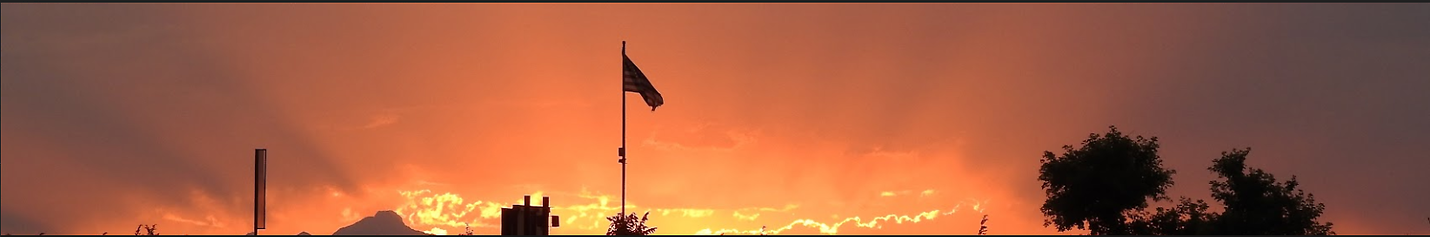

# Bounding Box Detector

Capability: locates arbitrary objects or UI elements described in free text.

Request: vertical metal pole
[255,148,265,235]
[255,149,259,236]
[620,41,628,218]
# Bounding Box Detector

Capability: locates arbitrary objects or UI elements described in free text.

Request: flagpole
[255,148,266,236]
[620,41,628,218]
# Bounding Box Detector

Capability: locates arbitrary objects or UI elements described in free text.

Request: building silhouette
[501,195,560,235]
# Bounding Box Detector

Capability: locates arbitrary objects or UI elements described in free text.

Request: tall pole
[255,148,266,235]
[620,41,628,217]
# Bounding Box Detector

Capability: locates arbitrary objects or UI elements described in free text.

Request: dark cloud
[0,209,54,235]
[1103,4,1430,232]
[2,4,364,233]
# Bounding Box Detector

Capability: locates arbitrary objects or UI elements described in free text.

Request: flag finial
[622,41,626,54]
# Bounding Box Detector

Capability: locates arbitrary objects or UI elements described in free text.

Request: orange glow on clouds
[5,3,1423,235]
[390,186,990,235]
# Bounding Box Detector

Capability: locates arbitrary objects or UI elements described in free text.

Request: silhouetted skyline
[3,3,1428,235]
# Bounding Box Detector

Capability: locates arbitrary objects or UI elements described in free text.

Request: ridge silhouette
[331,210,425,235]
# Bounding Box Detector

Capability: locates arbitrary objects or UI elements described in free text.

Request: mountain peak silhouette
[332,210,426,235]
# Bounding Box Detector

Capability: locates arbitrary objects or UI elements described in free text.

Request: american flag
[623,53,664,111]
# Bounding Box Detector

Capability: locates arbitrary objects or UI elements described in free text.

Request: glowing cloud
[736,204,801,213]
[733,211,761,221]
[698,200,988,235]
[393,189,629,232]
[423,227,447,235]
[162,213,224,228]
[362,113,400,129]
[391,187,986,235]
[395,190,484,230]
[878,189,939,198]
[652,208,716,218]
[391,188,823,234]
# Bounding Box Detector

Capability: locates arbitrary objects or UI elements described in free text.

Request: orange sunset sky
[3,3,1429,235]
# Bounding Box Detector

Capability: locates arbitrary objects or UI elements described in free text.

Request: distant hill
[332,210,427,235]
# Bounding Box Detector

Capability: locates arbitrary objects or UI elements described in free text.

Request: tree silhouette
[1127,197,1219,235]
[1127,148,1336,235]
[606,211,657,235]
[1206,148,1334,235]
[1039,126,1176,234]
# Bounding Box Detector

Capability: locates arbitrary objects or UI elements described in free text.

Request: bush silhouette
[606,211,657,235]
[135,224,158,235]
